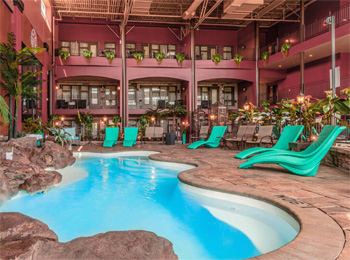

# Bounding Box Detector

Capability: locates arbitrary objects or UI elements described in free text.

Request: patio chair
[235,125,304,159]
[142,126,164,144]
[239,125,346,176]
[191,125,210,142]
[188,126,227,149]
[244,125,274,149]
[103,127,119,147]
[63,127,81,146]
[123,127,138,147]
[222,125,247,149]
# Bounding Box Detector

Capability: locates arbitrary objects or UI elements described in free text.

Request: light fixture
[243,100,250,111]
[55,122,59,126]
[311,135,317,141]
[309,54,313,57]
[325,16,333,25]
[285,39,290,43]
[150,116,155,122]
[103,116,107,122]
[297,92,305,104]
[209,114,215,121]
[55,86,59,90]
[117,86,120,91]
[278,64,282,68]
[60,116,65,121]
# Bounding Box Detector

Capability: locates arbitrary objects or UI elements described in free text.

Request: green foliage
[212,54,222,65]
[281,42,291,56]
[163,103,190,118]
[138,114,149,136]
[155,52,165,64]
[0,96,9,125]
[104,51,115,64]
[58,50,70,64]
[76,112,94,140]
[261,52,270,63]
[82,50,93,62]
[47,114,59,126]
[234,54,243,67]
[133,52,144,64]
[0,32,45,138]
[23,117,43,134]
[175,53,185,66]
[112,115,123,125]
[47,127,72,147]
[100,129,106,135]
[17,131,26,138]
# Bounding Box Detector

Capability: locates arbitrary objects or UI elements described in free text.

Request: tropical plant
[76,111,94,141]
[58,50,70,64]
[47,127,72,147]
[104,51,115,64]
[146,108,163,122]
[100,129,106,135]
[175,53,185,67]
[0,32,44,139]
[0,96,9,126]
[23,117,44,134]
[133,52,144,65]
[47,114,59,127]
[17,131,26,138]
[234,54,243,67]
[281,42,291,57]
[155,52,165,65]
[163,103,190,118]
[112,114,123,126]
[212,54,222,65]
[138,114,149,136]
[83,50,93,62]
[261,51,270,64]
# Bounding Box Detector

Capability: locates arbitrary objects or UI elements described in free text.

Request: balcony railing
[261,3,350,55]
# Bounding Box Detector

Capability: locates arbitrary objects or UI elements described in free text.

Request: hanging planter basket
[281,43,291,57]
[234,54,243,67]
[261,51,270,65]
[175,53,185,67]
[133,52,144,65]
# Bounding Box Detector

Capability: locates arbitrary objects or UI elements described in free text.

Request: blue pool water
[1,153,299,259]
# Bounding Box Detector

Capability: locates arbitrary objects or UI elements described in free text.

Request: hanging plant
[175,53,185,67]
[58,50,70,64]
[83,50,93,62]
[261,51,270,64]
[234,54,243,67]
[133,52,144,65]
[155,52,165,65]
[212,54,222,65]
[104,51,115,64]
[281,42,291,57]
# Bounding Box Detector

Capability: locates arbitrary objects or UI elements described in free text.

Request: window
[41,0,46,20]
[105,86,117,106]
[224,87,234,106]
[197,87,209,106]
[142,44,150,58]
[141,44,176,59]
[223,46,233,60]
[104,43,116,53]
[140,85,179,109]
[126,43,136,58]
[195,46,217,60]
[59,41,98,56]
[128,86,137,108]
[79,42,89,56]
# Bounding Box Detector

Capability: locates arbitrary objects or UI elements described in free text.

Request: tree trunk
[8,96,13,140]
[13,96,19,138]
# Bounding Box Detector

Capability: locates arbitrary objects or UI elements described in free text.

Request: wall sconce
[243,100,250,111]
[55,122,59,126]
[60,116,65,121]
[103,116,108,122]
[311,135,317,141]
[117,86,120,91]
[56,86,59,90]
[151,116,155,122]
[209,114,215,120]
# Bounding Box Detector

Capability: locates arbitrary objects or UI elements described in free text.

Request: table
[289,142,311,152]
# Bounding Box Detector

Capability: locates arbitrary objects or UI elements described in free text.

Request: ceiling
[51,0,315,28]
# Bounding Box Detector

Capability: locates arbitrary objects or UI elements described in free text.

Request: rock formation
[0,213,178,260]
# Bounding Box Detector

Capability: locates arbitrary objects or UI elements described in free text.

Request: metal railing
[261,3,350,55]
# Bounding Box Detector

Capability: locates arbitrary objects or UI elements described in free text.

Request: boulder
[0,213,178,260]
[0,160,62,198]
[7,137,38,149]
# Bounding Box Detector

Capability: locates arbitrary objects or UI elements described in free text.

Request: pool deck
[73,143,350,260]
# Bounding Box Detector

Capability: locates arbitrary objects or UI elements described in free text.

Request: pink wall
[237,23,255,60]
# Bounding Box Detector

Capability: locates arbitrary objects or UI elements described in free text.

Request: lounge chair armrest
[260,135,273,145]
[242,134,254,141]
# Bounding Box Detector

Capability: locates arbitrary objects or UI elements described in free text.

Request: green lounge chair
[123,127,138,147]
[239,126,346,176]
[188,126,227,149]
[103,127,119,147]
[235,125,304,159]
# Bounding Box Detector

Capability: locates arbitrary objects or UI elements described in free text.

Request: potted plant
[83,50,93,62]
[234,54,243,67]
[104,51,115,64]
[175,53,185,67]
[212,54,222,65]
[155,52,165,65]
[58,50,70,64]
[281,42,291,57]
[112,114,123,126]
[133,52,144,65]
[261,51,270,64]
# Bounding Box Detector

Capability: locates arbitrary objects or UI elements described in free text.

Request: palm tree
[0,96,9,126]
[0,33,44,139]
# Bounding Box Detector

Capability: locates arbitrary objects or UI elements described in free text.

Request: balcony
[56,56,122,67]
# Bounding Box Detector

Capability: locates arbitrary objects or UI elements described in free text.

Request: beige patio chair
[244,125,274,149]
[142,126,164,144]
[222,125,247,149]
[191,125,210,141]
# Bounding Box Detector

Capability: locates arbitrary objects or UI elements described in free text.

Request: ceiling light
[278,65,282,68]
[309,54,313,57]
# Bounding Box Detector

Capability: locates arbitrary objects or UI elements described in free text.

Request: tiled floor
[73,142,350,260]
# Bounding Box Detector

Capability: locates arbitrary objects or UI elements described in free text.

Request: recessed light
[309,54,313,57]
[278,65,282,68]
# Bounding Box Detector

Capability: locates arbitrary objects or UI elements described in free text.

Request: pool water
[1,153,299,260]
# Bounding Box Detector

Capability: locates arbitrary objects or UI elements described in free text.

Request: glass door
[90,87,99,109]
[211,88,218,104]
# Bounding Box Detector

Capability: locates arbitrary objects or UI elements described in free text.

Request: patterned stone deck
[73,143,350,260]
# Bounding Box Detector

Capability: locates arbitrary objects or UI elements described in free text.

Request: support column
[42,50,48,124]
[330,15,336,125]
[300,0,305,94]
[255,22,260,106]
[120,24,128,130]
[190,27,196,137]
